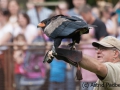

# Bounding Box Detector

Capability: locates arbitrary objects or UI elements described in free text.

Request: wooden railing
[0,42,95,90]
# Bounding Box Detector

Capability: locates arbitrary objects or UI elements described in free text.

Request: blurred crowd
[0,0,120,90]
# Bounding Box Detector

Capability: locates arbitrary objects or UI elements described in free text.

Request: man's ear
[113,50,119,58]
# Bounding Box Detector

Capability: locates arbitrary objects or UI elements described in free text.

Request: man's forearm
[48,48,107,77]
[79,54,107,77]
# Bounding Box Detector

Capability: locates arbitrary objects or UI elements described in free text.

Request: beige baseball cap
[92,36,120,51]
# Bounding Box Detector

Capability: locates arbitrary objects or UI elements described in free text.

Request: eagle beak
[37,23,46,28]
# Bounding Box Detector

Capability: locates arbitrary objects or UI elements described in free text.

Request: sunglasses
[95,46,116,51]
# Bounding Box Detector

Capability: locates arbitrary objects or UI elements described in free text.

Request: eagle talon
[47,57,54,63]
[70,46,76,50]
[43,50,54,63]
[52,52,57,56]
[68,42,76,50]
[68,43,74,47]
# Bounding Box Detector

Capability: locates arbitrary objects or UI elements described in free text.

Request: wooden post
[3,47,15,90]
[0,53,5,90]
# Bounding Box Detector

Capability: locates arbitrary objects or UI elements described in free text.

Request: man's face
[8,1,19,15]
[80,12,91,23]
[73,0,86,9]
[96,46,115,63]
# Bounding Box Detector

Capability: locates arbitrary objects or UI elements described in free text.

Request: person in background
[79,4,108,41]
[27,1,52,90]
[13,12,38,44]
[114,1,120,39]
[114,0,120,26]
[68,0,86,16]
[27,0,52,26]
[0,9,13,49]
[18,34,46,90]
[0,9,13,89]
[92,6,100,19]
[8,0,20,29]
[50,3,77,90]
[101,3,118,36]
[0,0,8,9]
[26,0,34,10]
[50,1,69,21]
[49,58,66,90]
[27,0,52,44]
[80,27,98,90]
[13,34,27,90]
[56,2,69,16]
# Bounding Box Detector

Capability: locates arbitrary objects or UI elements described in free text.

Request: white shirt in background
[13,24,38,44]
[0,23,13,54]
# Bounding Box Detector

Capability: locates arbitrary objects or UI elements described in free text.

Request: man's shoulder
[92,19,106,29]
[93,19,104,24]
[104,62,120,73]
[104,62,120,66]
[94,62,120,90]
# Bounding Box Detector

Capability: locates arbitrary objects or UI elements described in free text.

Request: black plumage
[37,15,92,50]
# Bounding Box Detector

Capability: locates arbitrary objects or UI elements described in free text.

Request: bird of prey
[37,15,95,62]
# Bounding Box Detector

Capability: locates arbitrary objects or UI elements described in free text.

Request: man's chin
[97,58,104,63]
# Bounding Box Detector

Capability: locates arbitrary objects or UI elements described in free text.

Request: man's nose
[96,49,102,54]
